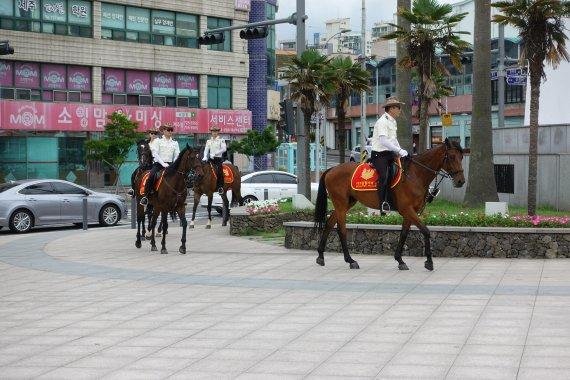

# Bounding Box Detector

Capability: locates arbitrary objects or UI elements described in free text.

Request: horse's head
[137,140,152,167]
[442,138,465,188]
[177,144,204,178]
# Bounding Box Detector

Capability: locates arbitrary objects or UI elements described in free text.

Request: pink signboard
[0,100,252,134]
[67,66,91,91]
[103,68,124,93]
[126,70,150,94]
[152,72,175,96]
[14,62,40,89]
[176,74,198,97]
[42,64,66,90]
[0,61,13,86]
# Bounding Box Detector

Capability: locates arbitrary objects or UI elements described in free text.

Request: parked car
[349,143,372,162]
[199,170,318,214]
[0,179,128,233]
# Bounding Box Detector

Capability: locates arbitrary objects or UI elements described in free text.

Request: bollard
[131,197,137,229]
[82,197,88,230]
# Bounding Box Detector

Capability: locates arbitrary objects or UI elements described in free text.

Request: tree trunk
[418,75,428,153]
[337,105,347,163]
[396,0,412,151]
[302,111,313,189]
[527,65,541,216]
[464,0,498,207]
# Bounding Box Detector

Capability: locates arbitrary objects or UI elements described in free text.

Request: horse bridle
[408,144,463,180]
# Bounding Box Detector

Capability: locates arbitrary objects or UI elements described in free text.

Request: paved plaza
[1,222,570,379]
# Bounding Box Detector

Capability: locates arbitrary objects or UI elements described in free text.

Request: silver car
[0,179,128,233]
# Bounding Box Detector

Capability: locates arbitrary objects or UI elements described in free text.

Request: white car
[199,170,318,214]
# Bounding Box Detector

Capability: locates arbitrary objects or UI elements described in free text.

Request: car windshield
[0,182,19,193]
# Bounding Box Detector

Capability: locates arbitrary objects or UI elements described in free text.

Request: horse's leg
[221,192,230,227]
[190,190,200,229]
[160,211,168,254]
[316,211,338,266]
[205,194,213,229]
[336,209,359,269]
[157,214,163,237]
[395,219,412,270]
[149,211,158,252]
[407,213,433,271]
[179,208,188,254]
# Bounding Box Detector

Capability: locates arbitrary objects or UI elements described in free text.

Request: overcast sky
[275,0,457,42]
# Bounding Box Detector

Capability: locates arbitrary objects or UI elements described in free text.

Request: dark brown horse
[190,161,243,228]
[132,139,154,246]
[134,145,203,254]
[314,139,465,271]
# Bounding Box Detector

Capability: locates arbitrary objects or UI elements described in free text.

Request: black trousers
[144,162,170,195]
[370,150,395,204]
[210,157,224,189]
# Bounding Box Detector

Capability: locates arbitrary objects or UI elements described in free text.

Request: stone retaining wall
[284,222,570,258]
[229,210,313,235]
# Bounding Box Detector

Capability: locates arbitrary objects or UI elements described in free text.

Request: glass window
[152,10,175,35]
[52,181,86,194]
[247,173,274,184]
[274,173,296,184]
[176,13,197,37]
[0,0,14,16]
[20,182,55,195]
[42,0,67,23]
[207,75,232,109]
[126,6,150,32]
[207,17,231,52]
[101,3,125,29]
[68,0,91,25]
[16,0,40,19]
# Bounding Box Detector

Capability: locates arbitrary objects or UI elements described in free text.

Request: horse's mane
[448,139,464,154]
[166,145,196,174]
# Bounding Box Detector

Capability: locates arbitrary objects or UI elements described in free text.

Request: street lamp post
[322,29,351,54]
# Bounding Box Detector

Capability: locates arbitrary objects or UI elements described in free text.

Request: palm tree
[493,0,570,215]
[282,49,331,196]
[325,56,371,163]
[396,0,413,152]
[464,0,499,207]
[383,0,470,153]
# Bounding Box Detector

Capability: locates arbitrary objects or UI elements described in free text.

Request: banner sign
[0,100,252,134]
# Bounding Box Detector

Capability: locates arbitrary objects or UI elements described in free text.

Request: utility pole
[360,0,368,153]
[498,23,505,129]
[296,0,310,198]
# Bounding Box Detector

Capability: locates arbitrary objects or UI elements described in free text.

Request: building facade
[0,0,252,186]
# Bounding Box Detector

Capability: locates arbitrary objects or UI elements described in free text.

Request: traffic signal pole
[203,14,300,34]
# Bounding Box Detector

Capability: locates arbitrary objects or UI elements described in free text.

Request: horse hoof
[205,225,211,229]
[135,241,141,249]
[349,262,360,270]
[189,225,194,229]
[179,247,186,254]
[398,263,409,271]
[424,260,434,271]
[222,222,227,227]
[151,246,158,252]
[316,257,325,266]
[161,249,168,255]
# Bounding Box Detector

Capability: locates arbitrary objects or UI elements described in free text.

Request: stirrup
[139,197,148,206]
[218,187,224,194]
[127,189,134,196]
[381,201,391,213]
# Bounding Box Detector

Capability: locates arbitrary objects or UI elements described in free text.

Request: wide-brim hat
[210,126,221,132]
[383,96,405,108]
[147,126,159,133]
[159,124,174,132]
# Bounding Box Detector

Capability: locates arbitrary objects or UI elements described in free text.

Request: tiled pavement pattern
[1,223,570,379]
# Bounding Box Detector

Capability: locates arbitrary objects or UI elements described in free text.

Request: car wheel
[99,204,120,227]
[9,209,33,233]
[242,195,258,204]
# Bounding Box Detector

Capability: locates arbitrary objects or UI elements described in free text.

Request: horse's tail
[230,166,244,207]
[314,168,331,230]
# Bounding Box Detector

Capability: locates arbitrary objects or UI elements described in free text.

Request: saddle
[138,170,165,196]
[350,158,402,191]
[210,163,234,184]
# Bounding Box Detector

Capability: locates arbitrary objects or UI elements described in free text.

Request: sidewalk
[1,224,570,379]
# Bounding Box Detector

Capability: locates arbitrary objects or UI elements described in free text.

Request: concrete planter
[284,222,570,259]
[229,208,313,235]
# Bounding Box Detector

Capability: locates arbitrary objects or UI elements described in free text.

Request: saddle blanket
[210,163,234,184]
[139,171,165,195]
[350,158,402,191]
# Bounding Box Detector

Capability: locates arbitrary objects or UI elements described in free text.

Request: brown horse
[132,139,154,247]
[190,161,243,228]
[135,145,203,254]
[314,139,465,271]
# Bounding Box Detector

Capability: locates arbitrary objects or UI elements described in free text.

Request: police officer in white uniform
[370,96,408,213]
[140,124,180,205]
[202,126,227,194]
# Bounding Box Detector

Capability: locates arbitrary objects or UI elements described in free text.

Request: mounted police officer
[140,124,180,206]
[202,126,227,194]
[128,126,160,197]
[370,96,408,213]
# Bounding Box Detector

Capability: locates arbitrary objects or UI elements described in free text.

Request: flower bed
[229,200,313,235]
[283,222,570,259]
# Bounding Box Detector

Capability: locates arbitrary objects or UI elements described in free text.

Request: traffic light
[0,40,14,55]
[279,99,295,134]
[198,32,225,45]
[239,26,269,40]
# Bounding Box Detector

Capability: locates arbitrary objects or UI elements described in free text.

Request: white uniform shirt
[151,137,180,166]
[371,112,401,153]
[203,136,227,160]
